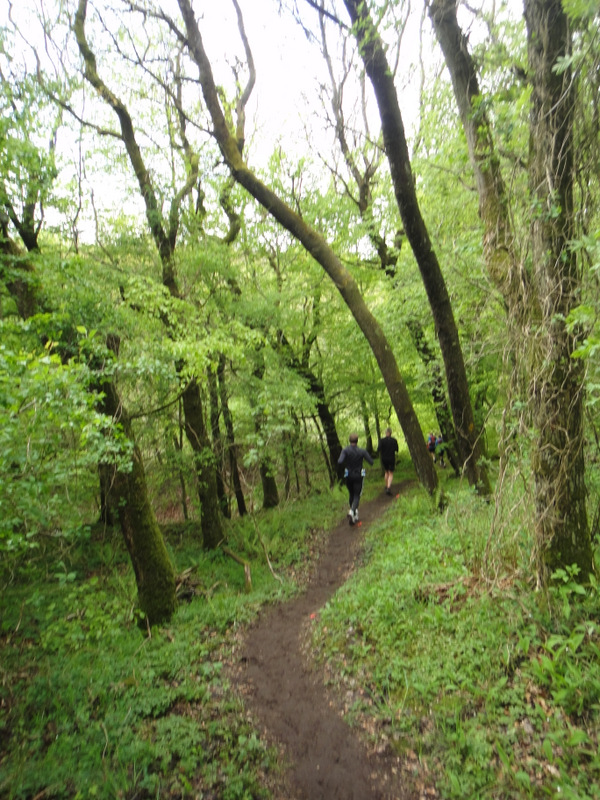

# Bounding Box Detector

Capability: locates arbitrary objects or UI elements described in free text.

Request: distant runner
[338,433,374,525]
[378,427,399,495]
[435,433,446,468]
[427,431,437,462]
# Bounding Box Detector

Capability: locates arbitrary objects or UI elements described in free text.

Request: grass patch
[4,464,599,799]
[312,480,600,799]
[0,486,345,799]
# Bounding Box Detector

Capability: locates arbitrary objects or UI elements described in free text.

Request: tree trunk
[524,0,593,581]
[258,458,280,509]
[98,462,115,526]
[176,0,438,496]
[217,356,247,517]
[317,390,343,482]
[181,378,224,549]
[426,0,530,323]
[360,397,375,457]
[277,332,343,483]
[252,358,280,510]
[300,413,314,490]
[99,379,177,626]
[342,0,489,495]
[282,430,292,499]
[407,319,460,475]
[312,413,333,486]
[175,399,189,521]
[0,230,38,319]
[172,435,189,521]
[207,365,230,518]
[288,425,302,495]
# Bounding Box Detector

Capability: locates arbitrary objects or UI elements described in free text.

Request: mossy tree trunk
[524,0,593,581]
[99,378,177,626]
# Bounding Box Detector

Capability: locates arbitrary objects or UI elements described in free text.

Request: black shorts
[382,460,395,471]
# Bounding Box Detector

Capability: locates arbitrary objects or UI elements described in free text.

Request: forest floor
[228,479,420,800]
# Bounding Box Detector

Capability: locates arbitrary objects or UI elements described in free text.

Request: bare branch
[231,0,256,152]
[301,0,349,30]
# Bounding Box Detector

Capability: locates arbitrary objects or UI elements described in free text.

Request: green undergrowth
[311,480,600,799]
[0,485,346,799]
[5,469,599,799]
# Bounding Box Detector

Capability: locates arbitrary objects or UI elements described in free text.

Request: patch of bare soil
[230,480,419,800]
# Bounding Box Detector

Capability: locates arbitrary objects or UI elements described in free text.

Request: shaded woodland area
[2,0,600,797]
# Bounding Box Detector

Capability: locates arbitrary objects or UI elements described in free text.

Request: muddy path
[231,481,417,800]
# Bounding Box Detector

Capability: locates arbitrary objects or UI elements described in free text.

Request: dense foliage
[1,0,600,797]
[3,471,600,798]
[313,478,600,798]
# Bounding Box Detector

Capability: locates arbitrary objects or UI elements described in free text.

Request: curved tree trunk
[176,0,438,496]
[342,0,488,495]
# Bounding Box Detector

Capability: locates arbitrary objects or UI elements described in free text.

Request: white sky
[1,0,519,239]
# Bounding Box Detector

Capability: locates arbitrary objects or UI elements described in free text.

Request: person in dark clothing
[427,431,437,461]
[435,434,446,468]
[378,427,399,495]
[338,433,374,525]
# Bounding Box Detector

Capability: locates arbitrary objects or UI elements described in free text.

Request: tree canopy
[1,0,599,586]
[2,0,600,796]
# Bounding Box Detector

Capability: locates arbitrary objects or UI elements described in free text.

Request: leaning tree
[173,0,439,495]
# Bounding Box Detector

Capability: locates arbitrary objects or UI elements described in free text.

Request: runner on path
[338,433,374,525]
[378,427,399,495]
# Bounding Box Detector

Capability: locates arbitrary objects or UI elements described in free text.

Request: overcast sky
[1,0,516,239]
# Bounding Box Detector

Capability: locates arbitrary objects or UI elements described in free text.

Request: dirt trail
[233,481,416,800]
